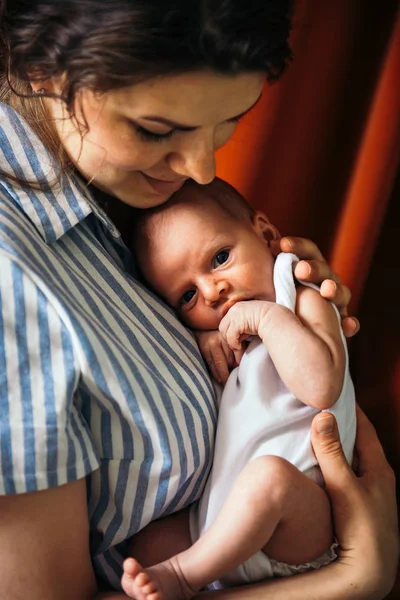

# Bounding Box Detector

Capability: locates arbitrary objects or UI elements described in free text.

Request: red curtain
[216,1,400,594]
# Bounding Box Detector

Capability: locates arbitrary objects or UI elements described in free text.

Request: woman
[0,1,397,598]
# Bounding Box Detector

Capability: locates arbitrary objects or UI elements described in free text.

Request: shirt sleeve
[0,255,100,495]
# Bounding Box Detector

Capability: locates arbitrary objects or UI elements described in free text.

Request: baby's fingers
[207,342,233,384]
[233,345,246,366]
[209,355,230,384]
[219,320,242,352]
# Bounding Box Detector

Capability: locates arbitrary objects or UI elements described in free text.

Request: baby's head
[132,178,280,330]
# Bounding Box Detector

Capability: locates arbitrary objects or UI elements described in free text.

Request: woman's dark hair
[0,0,292,166]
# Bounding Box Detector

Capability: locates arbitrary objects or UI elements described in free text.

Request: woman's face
[46,71,264,208]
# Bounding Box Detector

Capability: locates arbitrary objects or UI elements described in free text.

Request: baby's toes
[123,557,143,579]
[121,558,148,598]
[141,578,159,597]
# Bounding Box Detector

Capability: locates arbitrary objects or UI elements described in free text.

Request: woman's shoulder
[0,103,96,246]
[0,102,55,174]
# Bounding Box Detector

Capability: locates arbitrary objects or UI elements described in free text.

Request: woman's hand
[271,237,360,338]
[195,408,398,599]
[311,407,399,598]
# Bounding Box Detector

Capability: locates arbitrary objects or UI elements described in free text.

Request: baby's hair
[200,178,256,222]
[131,178,255,267]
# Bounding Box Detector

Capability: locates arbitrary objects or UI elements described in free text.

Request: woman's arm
[194,407,398,600]
[0,478,129,600]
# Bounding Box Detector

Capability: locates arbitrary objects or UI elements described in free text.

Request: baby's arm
[220,289,346,409]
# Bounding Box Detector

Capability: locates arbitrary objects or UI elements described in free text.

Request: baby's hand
[194,330,244,384]
[219,300,273,351]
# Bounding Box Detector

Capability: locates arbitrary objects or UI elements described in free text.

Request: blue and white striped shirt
[0,104,217,588]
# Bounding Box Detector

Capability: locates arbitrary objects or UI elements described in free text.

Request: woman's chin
[118,190,171,209]
[91,179,172,209]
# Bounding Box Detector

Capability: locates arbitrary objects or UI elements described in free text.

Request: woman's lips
[141,173,187,195]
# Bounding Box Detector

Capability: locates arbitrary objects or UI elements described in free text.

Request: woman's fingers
[320,280,360,337]
[279,236,360,338]
[320,280,350,313]
[294,260,341,285]
[312,408,397,518]
[311,413,354,498]
[341,317,360,338]
[312,409,399,597]
[279,236,324,261]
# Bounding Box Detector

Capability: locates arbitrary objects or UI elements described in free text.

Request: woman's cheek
[87,121,140,168]
[214,122,239,150]
[103,139,162,171]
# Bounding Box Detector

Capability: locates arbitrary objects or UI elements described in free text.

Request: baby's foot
[121,557,195,600]
[122,558,159,600]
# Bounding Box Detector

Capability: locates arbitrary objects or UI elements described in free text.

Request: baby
[122,178,356,600]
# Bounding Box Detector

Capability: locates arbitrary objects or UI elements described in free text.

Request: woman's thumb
[311,412,352,492]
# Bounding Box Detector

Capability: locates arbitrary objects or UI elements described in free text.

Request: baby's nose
[203,279,228,306]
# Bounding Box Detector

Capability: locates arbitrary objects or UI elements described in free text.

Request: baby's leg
[260,458,332,565]
[122,508,193,600]
[177,456,332,582]
[122,456,332,600]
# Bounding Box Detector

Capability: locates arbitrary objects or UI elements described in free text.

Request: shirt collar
[0,103,120,243]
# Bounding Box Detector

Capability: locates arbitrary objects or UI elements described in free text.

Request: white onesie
[190,253,356,588]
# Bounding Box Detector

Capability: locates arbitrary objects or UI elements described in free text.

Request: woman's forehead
[108,70,265,125]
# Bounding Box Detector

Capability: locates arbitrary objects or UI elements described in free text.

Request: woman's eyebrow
[140,93,263,131]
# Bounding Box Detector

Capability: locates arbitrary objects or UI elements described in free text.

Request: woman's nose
[167,133,216,184]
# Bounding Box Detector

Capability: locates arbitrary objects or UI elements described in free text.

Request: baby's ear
[252,212,280,244]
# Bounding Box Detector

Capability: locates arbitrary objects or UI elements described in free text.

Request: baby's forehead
[152,190,229,229]
[144,201,233,266]
[170,182,249,221]
[138,180,253,255]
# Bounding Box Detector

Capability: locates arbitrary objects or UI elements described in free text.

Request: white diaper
[217,541,338,587]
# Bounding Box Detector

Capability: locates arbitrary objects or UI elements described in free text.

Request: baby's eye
[181,289,196,306]
[214,249,230,267]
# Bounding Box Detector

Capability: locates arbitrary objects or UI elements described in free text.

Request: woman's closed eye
[134,114,243,144]
[134,125,175,143]
[213,249,230,268]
